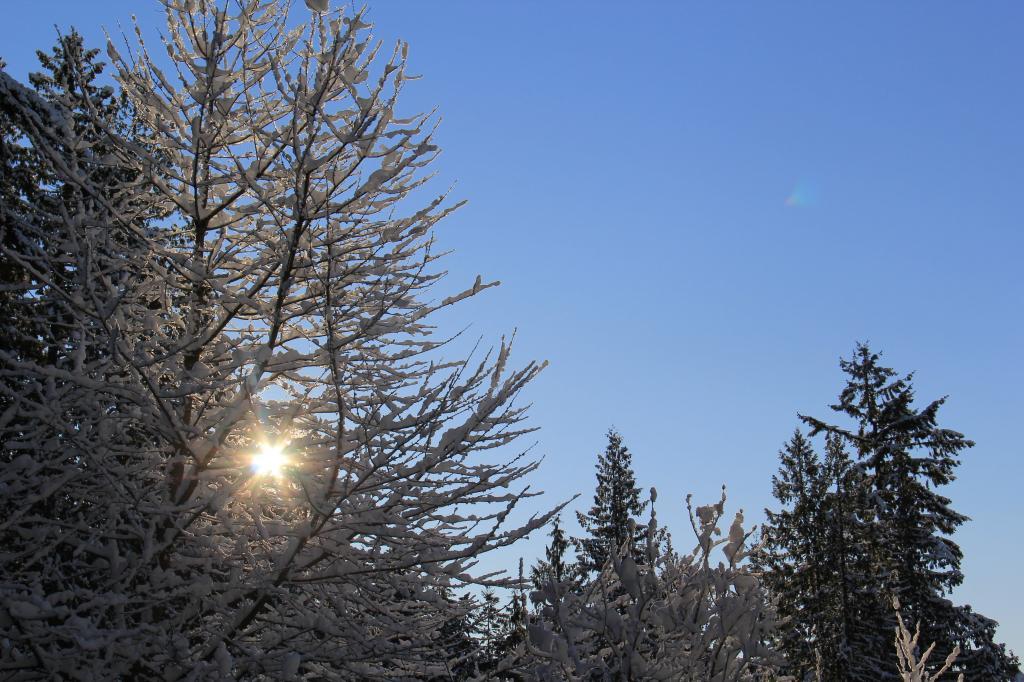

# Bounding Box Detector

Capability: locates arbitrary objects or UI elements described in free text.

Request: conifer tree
[2,30,154,379]
[2,31,158,594]
[797,343,1019,680]
[819,432,894,680]
[477,589,509,674]
[431,593,478,681]
[505,585,529,659]
[0,56,46,416]
[2,33,89,373]
[756,431,829,677]
[531,515,574,591]
[756,431,888,681]
[574,429,647,574]
[457,586,529,680]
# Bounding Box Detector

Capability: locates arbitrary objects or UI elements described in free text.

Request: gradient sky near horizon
[3,0,1022,656]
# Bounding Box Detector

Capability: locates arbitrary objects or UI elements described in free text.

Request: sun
[251,442,288,476]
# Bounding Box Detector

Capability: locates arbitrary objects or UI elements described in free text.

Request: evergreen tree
[28,28,140,208]
[504,587,529,660]
[0,56,47,452]
[22,30,152,363]
[819,433,894,681]
[756,431,830,677]
[2,33,158,612]
[463,587,529,680]
[531,515,574,591]
[756,431,889,681]
[2,31,156,455]
[0,58,44,366]
[476,589,508,675]
[431,593,478,681]
[574,429,647,574]
[797,343,1019,680]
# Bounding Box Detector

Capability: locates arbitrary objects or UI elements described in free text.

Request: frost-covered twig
[894,598,964,682]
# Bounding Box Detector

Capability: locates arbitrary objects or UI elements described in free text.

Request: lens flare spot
[252,442,288,476]
[785,180,817,208]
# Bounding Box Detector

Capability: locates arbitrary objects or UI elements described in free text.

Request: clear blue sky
[3,0,1022,656]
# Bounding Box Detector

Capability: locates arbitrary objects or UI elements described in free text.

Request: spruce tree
[2,33,158,593]
[0,57,43,354]
[0,56,46,425]
[431,593,477,681]
[798,343,1019,680]
[531,515,573,590]
[819,433,894,681]
[477,589,508,675]
[573,429,647,575]
[465,587,527,680]
[756,431,830,678]
[2,30,153,381]
[756,431,889,681]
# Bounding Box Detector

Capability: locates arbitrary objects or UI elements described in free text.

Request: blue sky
[3,0,1022,656]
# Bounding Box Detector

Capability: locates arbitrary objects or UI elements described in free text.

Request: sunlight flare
[251,442,288,476]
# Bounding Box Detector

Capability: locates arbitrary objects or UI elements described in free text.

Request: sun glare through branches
[251,442,288,477]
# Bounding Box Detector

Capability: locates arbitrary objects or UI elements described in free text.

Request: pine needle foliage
[574,429,647,576]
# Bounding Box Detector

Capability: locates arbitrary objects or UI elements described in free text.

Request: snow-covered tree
[574,429,648,575]
[527,488,781,681]
[0,1,556,677]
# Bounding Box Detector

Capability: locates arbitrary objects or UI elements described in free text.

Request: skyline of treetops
[1,0,1021,678]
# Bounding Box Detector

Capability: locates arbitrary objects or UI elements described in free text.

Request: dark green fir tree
[2,29,153,380]
[573,429,647,575]
[28,30,154,363]
[1,56,47,387]
[798,343,1020,680]
[531,515,574,591]
[469,588,528,680]
[756,431,889,681]
[3,29,142,472]
[1,30,164,651]
[756,430,830,678]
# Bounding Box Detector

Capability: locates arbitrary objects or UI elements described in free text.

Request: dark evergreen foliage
[454,588,528,680]
[1,30,152,374]
[573,429,647,575]
[1,58,48,454]
[531,515,574,592]
[755,431,889,681]
[1,30,144,483]
[0,59,45,368]
[761,343,1019,680]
